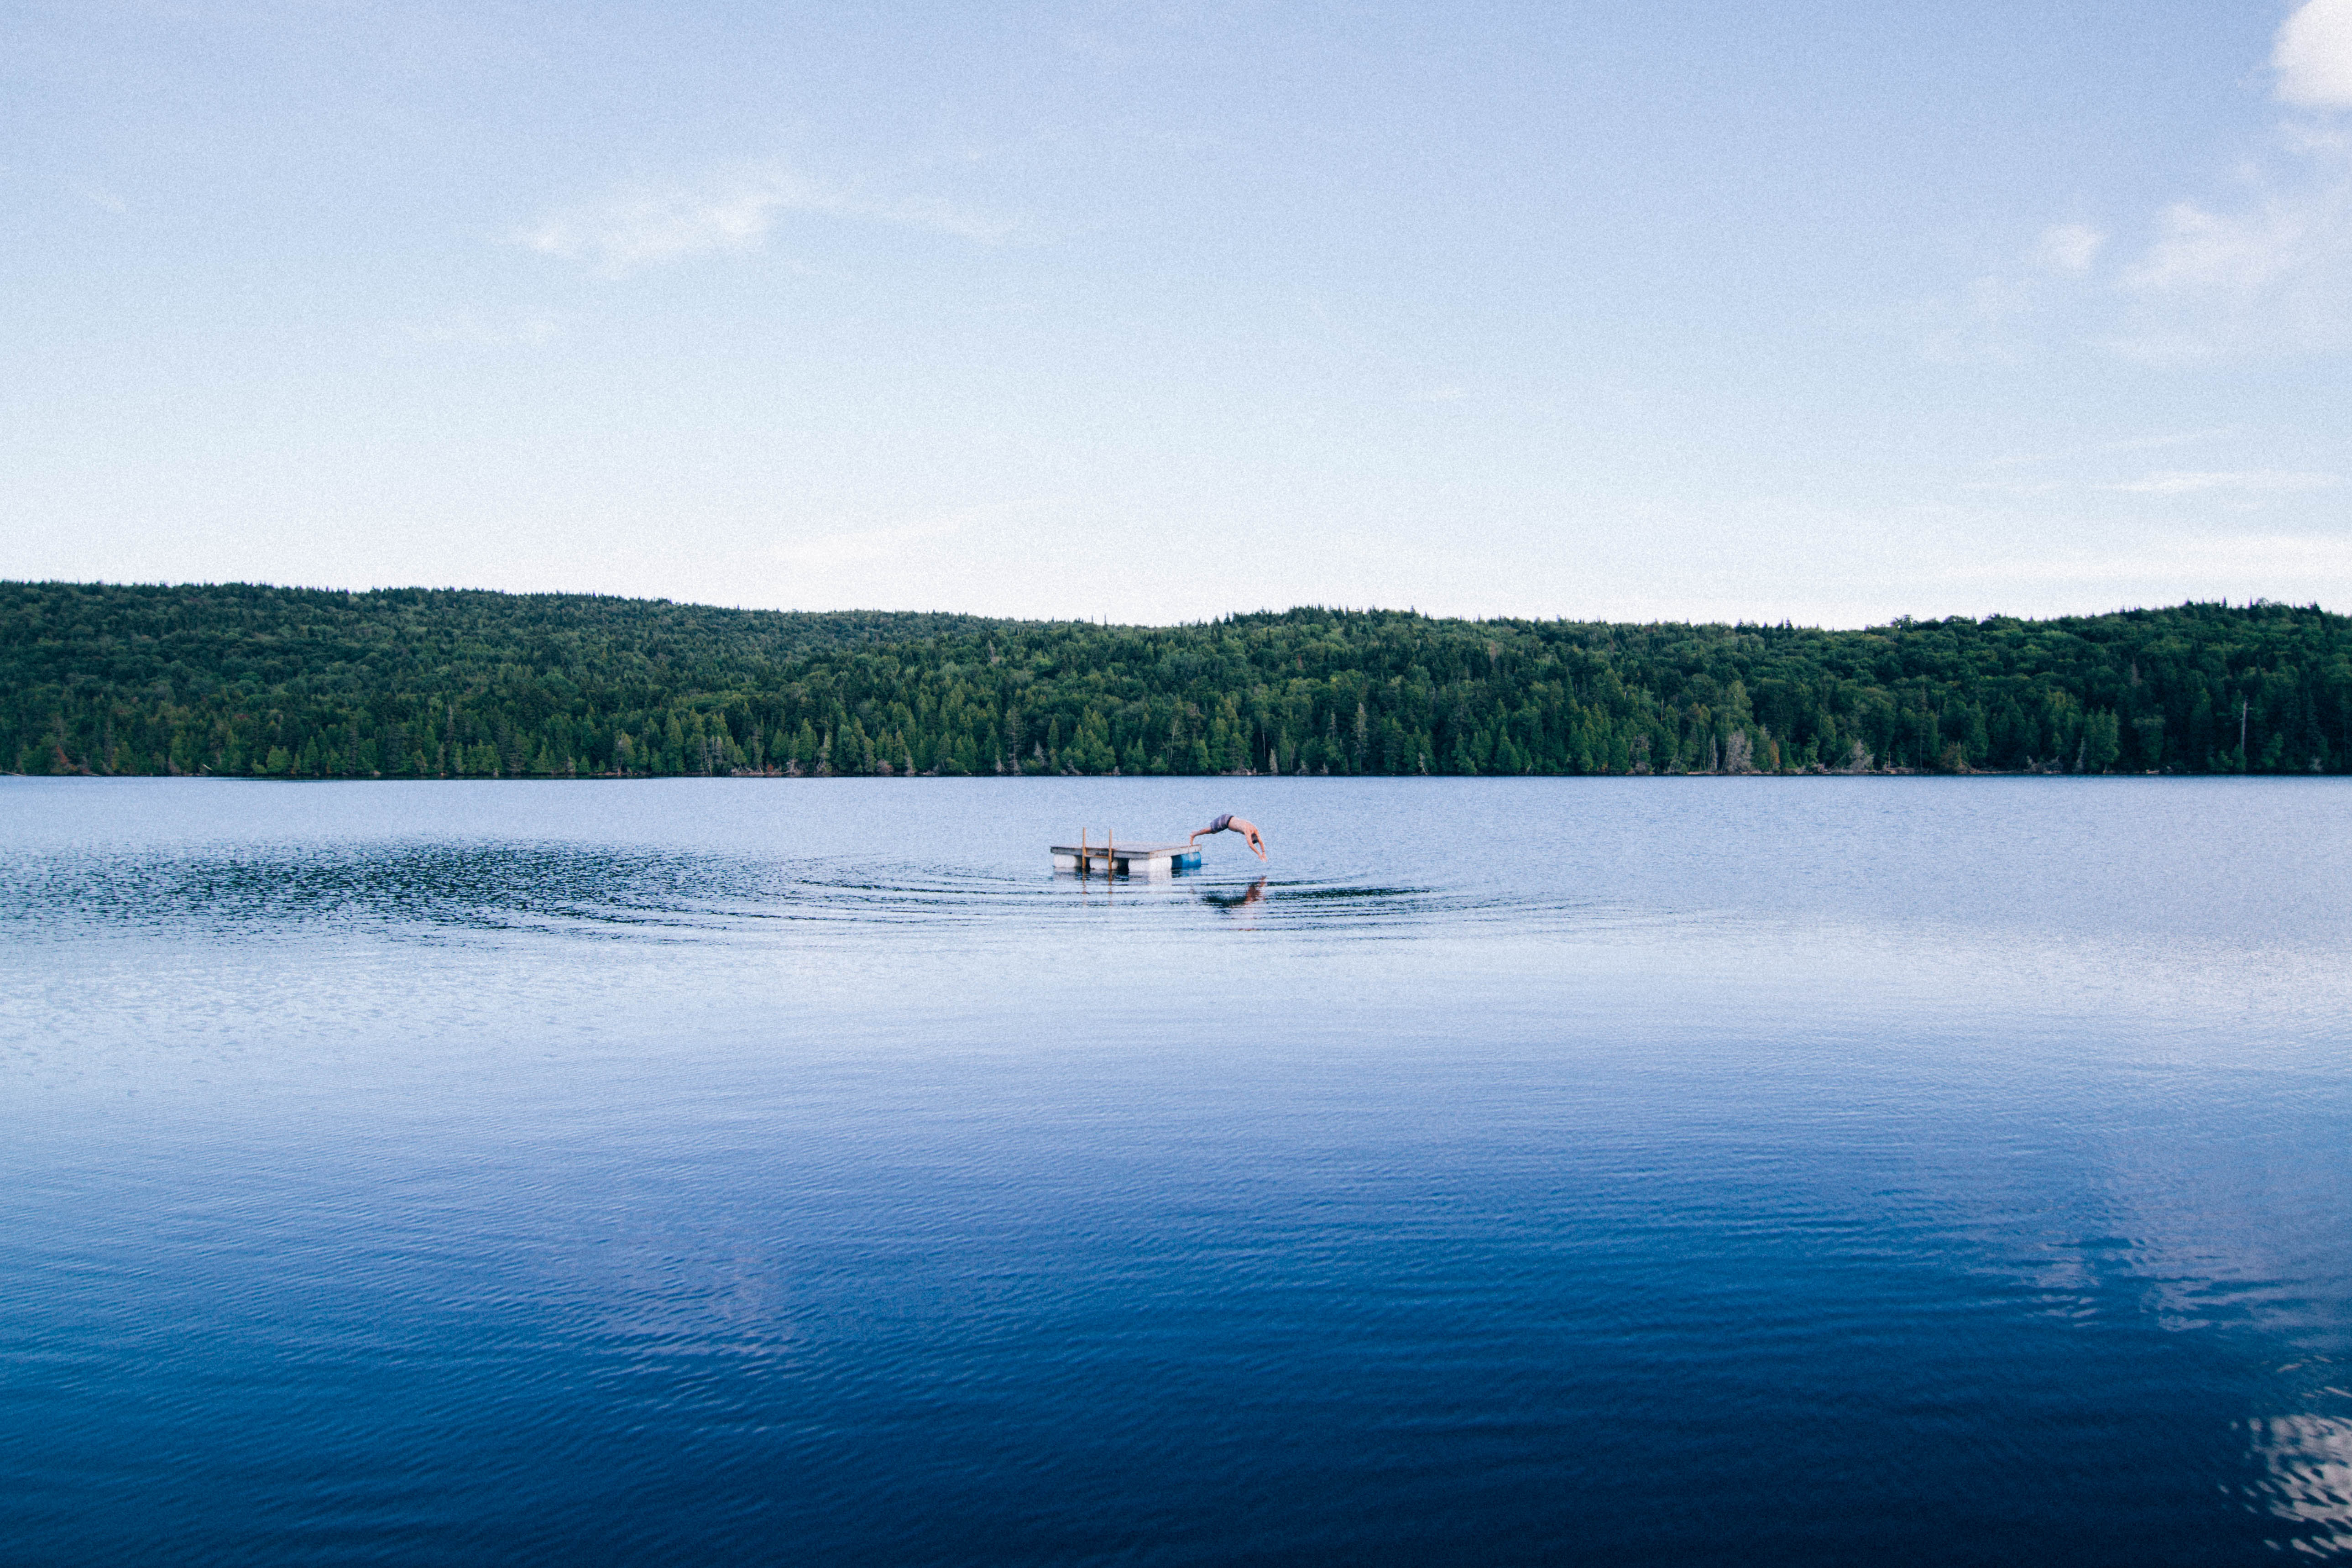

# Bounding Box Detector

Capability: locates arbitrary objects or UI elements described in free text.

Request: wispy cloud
[2032,222,2105,274]
[2121,171,2346,293]
[2099,469,2342,495]
[1957,478,2076,497]
[2101,143,2352,359]
[1961,463,2339,500]
[1983,427,2242,469]
[513,162,1018,277]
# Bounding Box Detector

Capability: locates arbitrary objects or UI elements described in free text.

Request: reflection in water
[1200,875,1268,929]
[2252,1416,2352,1556]
[1198,876,1267,911]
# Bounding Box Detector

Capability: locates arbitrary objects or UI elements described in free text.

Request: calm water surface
[3,776,2349,1565]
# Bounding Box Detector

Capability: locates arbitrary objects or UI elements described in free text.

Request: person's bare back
[1188,814,1267,861]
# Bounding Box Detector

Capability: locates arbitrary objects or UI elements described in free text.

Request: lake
[3,775,2348,1565]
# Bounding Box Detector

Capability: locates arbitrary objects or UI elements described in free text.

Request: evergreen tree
[5,583,2346,779]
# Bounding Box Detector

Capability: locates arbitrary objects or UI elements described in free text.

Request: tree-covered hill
[5,580,2347,778]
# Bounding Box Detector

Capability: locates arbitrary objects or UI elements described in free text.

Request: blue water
[3,776,2349,1565]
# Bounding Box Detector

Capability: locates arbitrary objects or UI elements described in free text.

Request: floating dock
[1052,836,1202,877]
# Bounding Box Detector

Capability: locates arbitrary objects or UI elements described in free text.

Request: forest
[5,580,2348,779]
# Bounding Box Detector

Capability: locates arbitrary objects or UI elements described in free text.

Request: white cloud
[514,162,1016,277]
[2100,469,2342,495]
[2275,0,2352,109]
[2032,222,2104,273]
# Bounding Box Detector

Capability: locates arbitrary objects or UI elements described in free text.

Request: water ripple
[2250,1414,2352,1556]
[0,842,1648,945]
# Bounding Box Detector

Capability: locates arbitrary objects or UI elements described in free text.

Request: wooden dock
[1051,836,1202,877]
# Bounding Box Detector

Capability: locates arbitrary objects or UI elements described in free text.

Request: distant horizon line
[7,577,2341,633]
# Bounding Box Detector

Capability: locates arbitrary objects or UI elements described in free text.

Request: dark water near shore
[3,775,2349,1566]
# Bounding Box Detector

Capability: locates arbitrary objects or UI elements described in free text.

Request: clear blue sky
[5,0,2349,624]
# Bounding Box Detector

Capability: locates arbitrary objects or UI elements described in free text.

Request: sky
[4,0,2351,626]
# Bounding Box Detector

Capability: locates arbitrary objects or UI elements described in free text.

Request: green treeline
[5,581,2349,779]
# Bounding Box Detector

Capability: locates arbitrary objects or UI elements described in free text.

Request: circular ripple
[2,842,1651,943]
